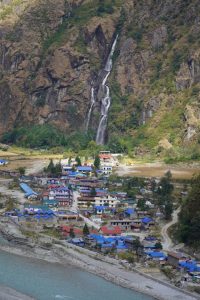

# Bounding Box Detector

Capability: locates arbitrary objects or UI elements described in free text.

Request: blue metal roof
[147,251,166,258]
[77,166,93,172]
[20,183,38,197]
[125,208,135,215]
[95,206,106,211]
[142,217,153,224]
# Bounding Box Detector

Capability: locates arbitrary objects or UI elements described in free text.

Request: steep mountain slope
[0,0,200,153]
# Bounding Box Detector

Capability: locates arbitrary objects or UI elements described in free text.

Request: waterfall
[85,87,95,131]
[96,35,118,145]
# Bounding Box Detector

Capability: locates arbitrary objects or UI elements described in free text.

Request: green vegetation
[75,156,82,166]
[45,159,62,176]
[90,187,97,197]
[156,171,174,220]
[1,124,95,151]
[18,167,26,176]
[0,0,23,20]
[42,0,120,54]
[94,155,100,169]
[83,223,90,236]
[177,173,200,247]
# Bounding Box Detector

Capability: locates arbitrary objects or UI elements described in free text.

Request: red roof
[100,226,121,235]
[99,154,112,159]
[60,225,83,236]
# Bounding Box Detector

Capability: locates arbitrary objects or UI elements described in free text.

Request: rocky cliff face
[0,0,200,151]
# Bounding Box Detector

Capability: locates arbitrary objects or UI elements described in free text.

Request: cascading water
[85,87,95,131]
[96,35,118,145]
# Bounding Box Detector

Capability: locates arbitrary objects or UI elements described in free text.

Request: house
[95,194,120,208]
[100,225,122,236]
[94,206,106,215]
[62,165,73,172]
[131,219,142,231]
[20,183,38,199]
[110,220,133,230]
[0,159,8,166]
[124,208,135,217]
[70,238,85,247]
[77,196,96,208]
[77,166,93,175]
[99,151,113,163]
[59,225,83,237]
[101,165,113,176]
[48,186,72,206]
[43,199,58,208]
[55,211,79,221]
[179,260,200,272]
[146,251,167,261]
[141,217,155,229]
[116,243,128,253]
[167,252,188,268]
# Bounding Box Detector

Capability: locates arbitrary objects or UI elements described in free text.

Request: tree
[131,238,143,260]
[54,162,62,176]
[18,167,26,176]
[90,187,96,197]
[137,199,148,211]
[154,241,163,250]
[83,223,90,236]
[46,159,62,176]
[177,174,200,246]
[87,140,99,157]
[157,171,174,220]
[164,197,173,220]
[47,159,54,173]
[75,156,81,166]
[68,157,72,165]
[94,155,100,169]
[69,228,75,238]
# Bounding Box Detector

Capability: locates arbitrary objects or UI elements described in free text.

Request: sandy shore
[0,237,199,300]
[0,285,34,300]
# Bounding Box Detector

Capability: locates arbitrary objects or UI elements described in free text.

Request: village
[0,151,200,295]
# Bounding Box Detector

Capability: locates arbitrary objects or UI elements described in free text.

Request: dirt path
[72,191,100,230]
[161,207,181,251]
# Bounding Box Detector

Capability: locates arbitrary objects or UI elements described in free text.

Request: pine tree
[90,187,96,197]
[157,171,174,220]
[54,162,62,176]
[75,156,81,166]
[94,155,100,169]
[47,159,54,174]
[83,223,90,236]
[178,174,200,246]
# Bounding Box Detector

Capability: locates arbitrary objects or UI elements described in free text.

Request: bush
[97,1,114,16]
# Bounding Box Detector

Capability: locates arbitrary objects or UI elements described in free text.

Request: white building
[95,195,120,208]
[101,165,112,175]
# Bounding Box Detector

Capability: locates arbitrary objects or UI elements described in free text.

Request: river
[0,246,153,300]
